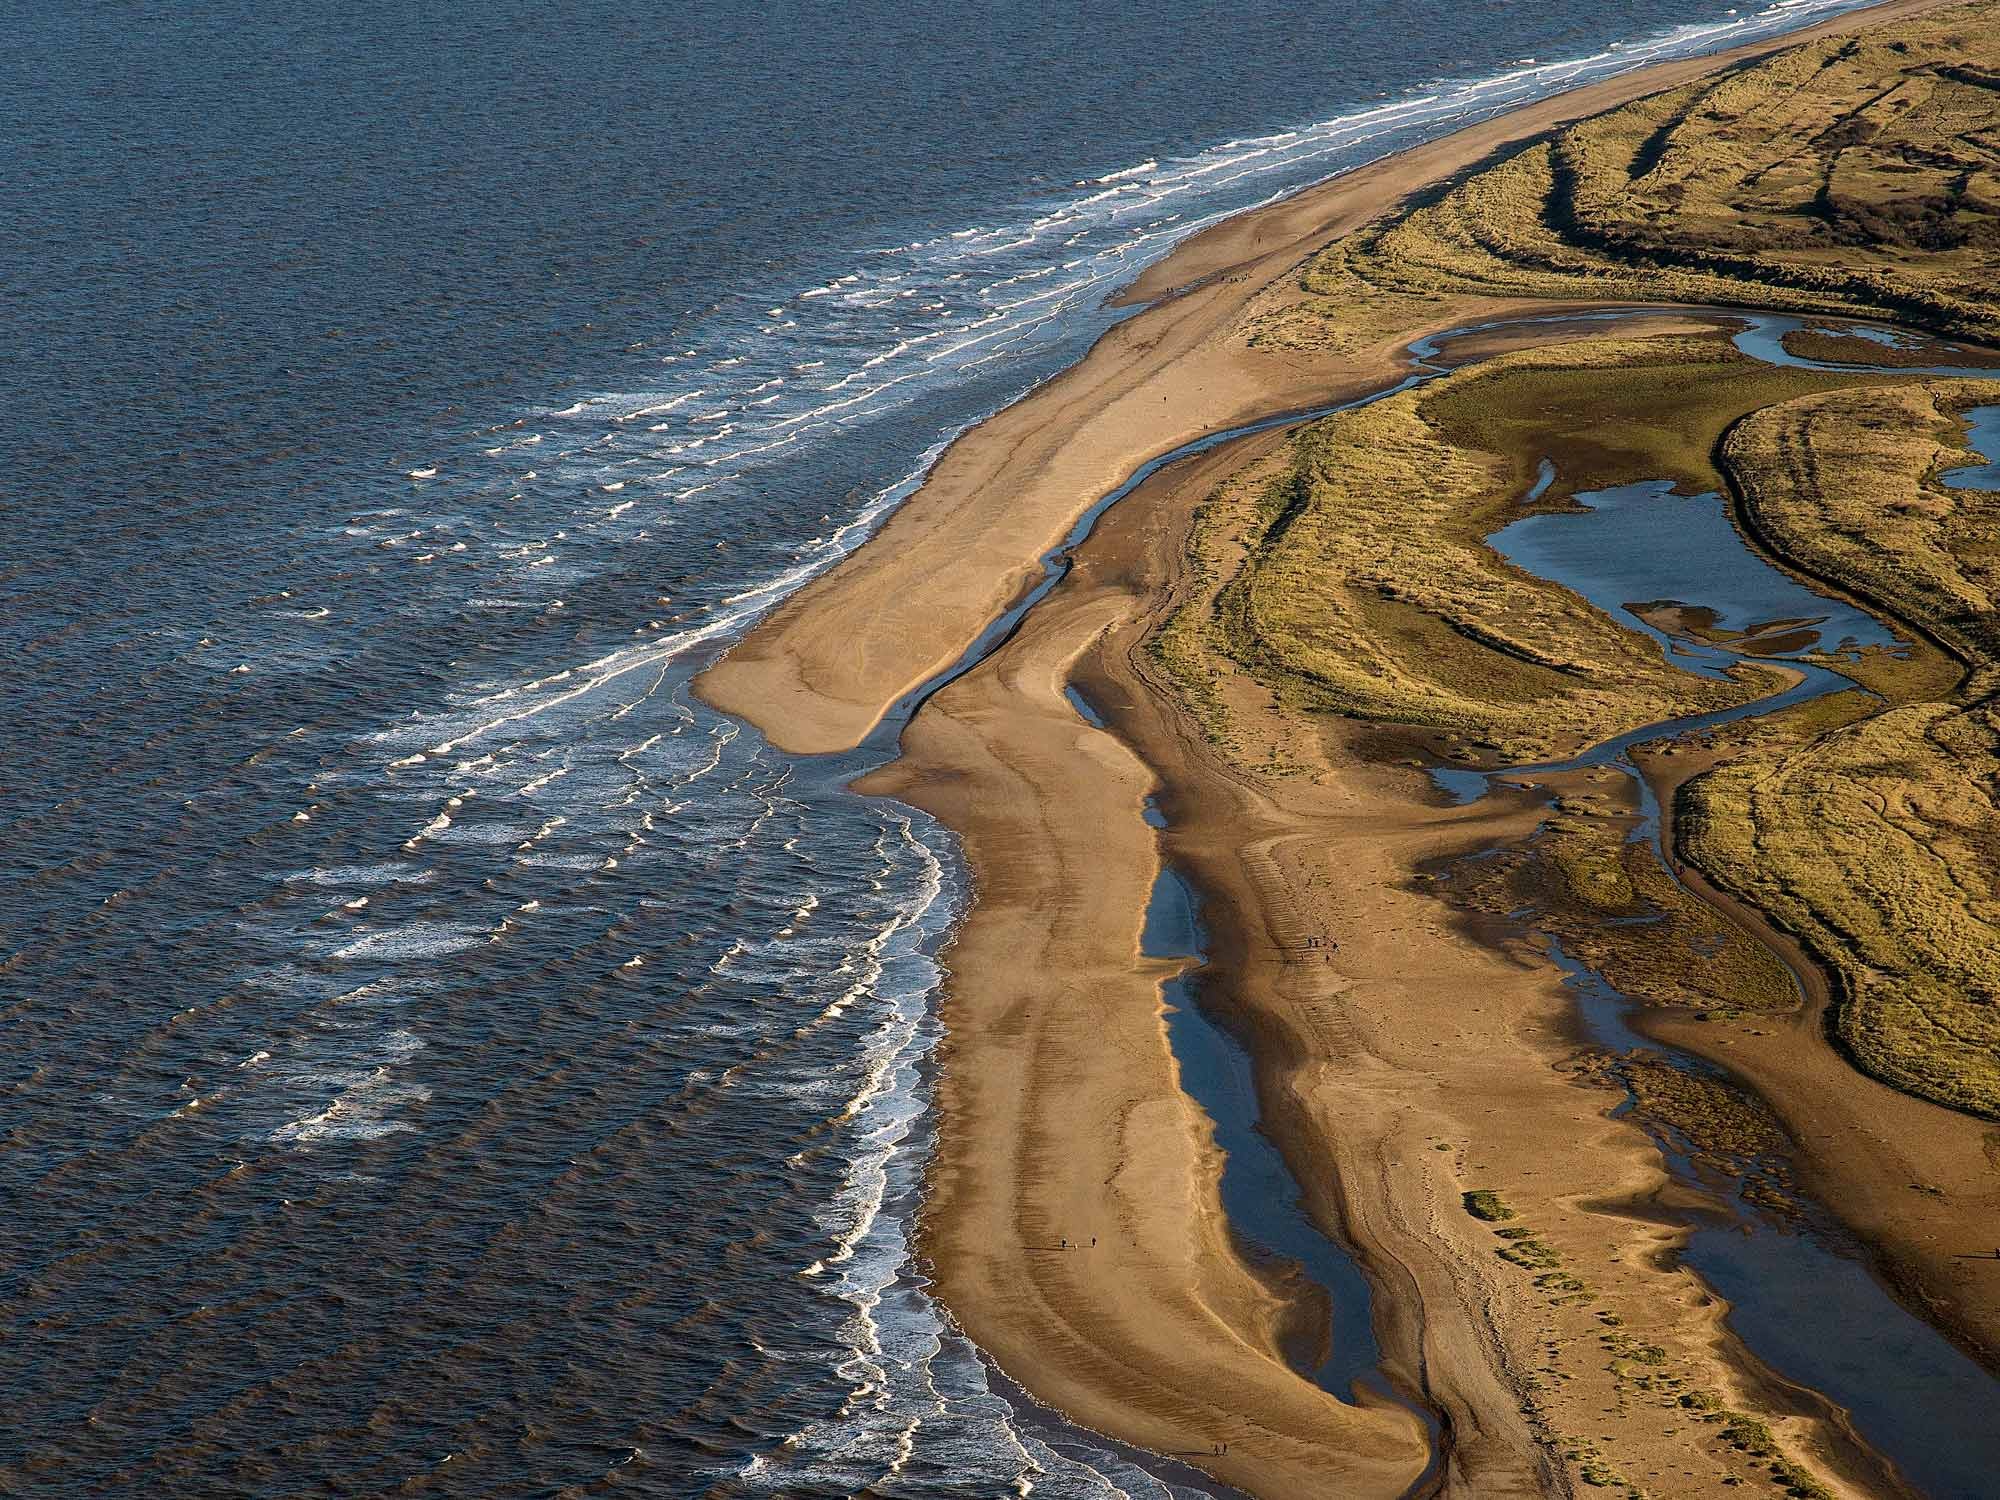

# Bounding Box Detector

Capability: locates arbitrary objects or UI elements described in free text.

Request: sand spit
[699,1,1982,1494]
[694,0,1954,757]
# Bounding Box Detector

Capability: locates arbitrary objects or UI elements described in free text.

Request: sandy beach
[865,411,1965,1495]
[695,1,1986,1493]
[693,0,1949,758]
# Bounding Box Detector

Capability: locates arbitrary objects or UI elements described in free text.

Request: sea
[0,2,1888,1494]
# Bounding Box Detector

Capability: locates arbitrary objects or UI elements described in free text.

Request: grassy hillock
[1680,380,2000,1117]
[1253,3,2000,355]
[1160,334,1904,762]
[1196,342,1758,763]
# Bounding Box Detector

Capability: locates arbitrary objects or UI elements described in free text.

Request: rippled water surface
[1488,477,1902,674]
[2,1,1895,1492]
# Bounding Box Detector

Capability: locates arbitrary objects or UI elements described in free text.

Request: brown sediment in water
[696,1,1993,1494]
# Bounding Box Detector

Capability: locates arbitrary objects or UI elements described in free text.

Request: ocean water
[0,1,1892,1493]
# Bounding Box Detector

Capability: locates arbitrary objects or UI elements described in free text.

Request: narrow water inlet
[1063,683,1112,729]
[1063,675,1425,1432]
[1550,921,2000,1500]
[1050,672,1407,1412]
[1140,862,1414,1413]
[837,308,2000,1495]
[1444,703,2000,1498]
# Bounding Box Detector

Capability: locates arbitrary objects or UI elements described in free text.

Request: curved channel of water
[1424,328,2000,1498]
[843,307,2000,1491]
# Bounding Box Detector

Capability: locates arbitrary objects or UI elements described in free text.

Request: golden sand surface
[696,2,1995,1493]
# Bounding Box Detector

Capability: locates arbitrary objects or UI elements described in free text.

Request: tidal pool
[1454,456,2000,1499]
[1487,477,1900,676]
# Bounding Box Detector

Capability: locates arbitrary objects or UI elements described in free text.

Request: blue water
[1064,684,1113,730]
[1732,313,2000,379]
[1552,938,2000,1500]
[0,1,1913,1493]
[1489,478,1901,676]
[1140,870,1401,1410]
[1087,671,1396,1411]
[1944,406,2000,490]
[1432,311,1947,805]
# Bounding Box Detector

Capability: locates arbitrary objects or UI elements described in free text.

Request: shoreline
[700,0,1983,1493]
[691,0,1952,757]
[871,413,1922,1496]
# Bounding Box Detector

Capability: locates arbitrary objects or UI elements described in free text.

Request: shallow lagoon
[1488,477,1900,675]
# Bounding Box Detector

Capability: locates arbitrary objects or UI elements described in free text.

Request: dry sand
[855,440,1437,1496]
[692,0,1951,757]
[698,1,1985,1493]
[867,434,1918,1498]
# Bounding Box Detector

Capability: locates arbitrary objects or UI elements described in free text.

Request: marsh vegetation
[1159,3,2000,1126]
[1255,3,2000,357]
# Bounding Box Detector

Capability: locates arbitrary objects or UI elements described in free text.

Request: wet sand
[868,432,1922,1497]
[1639,744,2000,1364]
[856,438,1437,1495]
[693,0,1950,757]
[701,1,1981,1493]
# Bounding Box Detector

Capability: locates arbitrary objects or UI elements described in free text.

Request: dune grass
[1677,380,2000,1118]
[1251,3,2000,358]
[1150,4,2000,1120]
[1418,337,1917,502]
[1202,368,1747,762]
[1162,334,1907,763]
[1156,348,2000,1121]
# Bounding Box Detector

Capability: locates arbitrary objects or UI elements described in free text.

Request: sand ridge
[698,2,1980,1493]
[879,426,1915,1496]
[691,0,1956,757]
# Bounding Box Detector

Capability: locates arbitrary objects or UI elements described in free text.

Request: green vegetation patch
[1497,1237,1563,1270]
[1440,799,1799,1015]
[1256,3,2000,357]
[1418,337,1909,503]
[1679,379,2000,1120]
[1160,333,1929,767]
[1197,339,1807,763]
